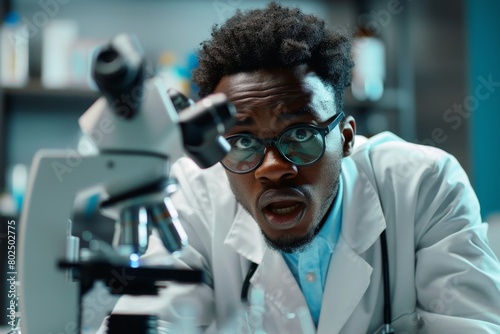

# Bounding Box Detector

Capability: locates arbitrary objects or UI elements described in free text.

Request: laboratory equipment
[18,34,236,333]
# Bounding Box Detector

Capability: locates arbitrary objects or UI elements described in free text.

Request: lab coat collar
[315,156,387,333]
[339,156,387,253]
[250,247,312,331]
[246,239,376,334]
[224,204,266,264]
[317,237,374,333]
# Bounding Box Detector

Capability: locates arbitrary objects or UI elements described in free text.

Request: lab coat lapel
[316,238,373,333]
[224,204,266,264]
[250,247,313,332]
[317,157,386,333]
[225,206,313,331]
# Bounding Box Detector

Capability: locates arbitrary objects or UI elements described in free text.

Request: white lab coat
[100,132,500,333]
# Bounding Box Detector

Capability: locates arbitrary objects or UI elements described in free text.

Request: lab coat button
[305,272,316,282]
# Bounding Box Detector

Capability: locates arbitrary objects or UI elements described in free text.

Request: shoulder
[171,157,230,192]
[352,131,451,165]
[170,157,235,213]
[348,134,481,249]
[345,132,477,223]
[350,131,462,183]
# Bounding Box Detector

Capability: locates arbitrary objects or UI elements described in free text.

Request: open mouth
[258,188,308,230]
[262,201,306,229]
[268,202,301,215]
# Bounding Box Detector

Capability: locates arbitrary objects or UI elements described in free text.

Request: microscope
[18,34,236,333]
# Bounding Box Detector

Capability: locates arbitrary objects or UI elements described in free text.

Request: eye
[288,128,314,142]
[233,136,258,149]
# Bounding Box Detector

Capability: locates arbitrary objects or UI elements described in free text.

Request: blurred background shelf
[3,79,99,99]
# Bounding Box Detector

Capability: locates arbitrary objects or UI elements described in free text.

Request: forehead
[213,67,336,121]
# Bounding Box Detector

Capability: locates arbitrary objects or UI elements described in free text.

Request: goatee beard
[261,224,320,253]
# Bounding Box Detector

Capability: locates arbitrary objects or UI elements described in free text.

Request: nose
[254,147,298,182]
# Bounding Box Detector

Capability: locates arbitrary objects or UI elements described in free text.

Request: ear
[341,116,356,157]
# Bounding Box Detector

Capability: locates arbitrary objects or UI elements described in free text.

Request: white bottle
[41,20,78,88]
[0,12,29,88]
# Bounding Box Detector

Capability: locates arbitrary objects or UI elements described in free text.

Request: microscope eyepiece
[169,90,237,168]
[92,34,147,119]
[94,49,123,76]
[181,93,237,168]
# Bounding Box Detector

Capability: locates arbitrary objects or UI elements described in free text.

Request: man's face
[214,66,355,253]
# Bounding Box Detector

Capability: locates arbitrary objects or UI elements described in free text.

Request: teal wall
[467,0,500,219]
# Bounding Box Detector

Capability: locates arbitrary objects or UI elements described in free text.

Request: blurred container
[351,36,386,101]
[10,163,27,215]
[0,12,29,88]
[41,20,78,88]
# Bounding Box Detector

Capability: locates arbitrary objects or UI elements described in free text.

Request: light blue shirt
[282,178,343,327]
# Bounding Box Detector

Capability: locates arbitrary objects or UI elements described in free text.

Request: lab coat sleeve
[95,158,218,332]
[413,153,500,331]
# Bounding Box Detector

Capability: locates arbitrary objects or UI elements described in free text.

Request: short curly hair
[192,2,354,113]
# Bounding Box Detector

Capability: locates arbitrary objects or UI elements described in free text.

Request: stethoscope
[240,230,395,333]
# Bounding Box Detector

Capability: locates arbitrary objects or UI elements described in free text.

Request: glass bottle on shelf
[0,11,29,88]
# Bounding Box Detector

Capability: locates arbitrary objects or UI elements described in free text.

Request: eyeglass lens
[222,127,325,173]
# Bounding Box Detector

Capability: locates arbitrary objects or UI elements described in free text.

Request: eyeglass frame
[221,111,345,174]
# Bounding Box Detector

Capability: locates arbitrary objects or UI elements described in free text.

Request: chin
[261,228,316,253]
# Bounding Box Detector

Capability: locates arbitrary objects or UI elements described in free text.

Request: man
[102,3,500,333]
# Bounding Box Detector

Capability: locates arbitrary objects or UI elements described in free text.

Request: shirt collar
[316,177,343,253]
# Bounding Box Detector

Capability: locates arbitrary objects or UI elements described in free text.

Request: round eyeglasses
[221,111,345,174]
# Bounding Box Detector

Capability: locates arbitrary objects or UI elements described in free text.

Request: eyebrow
[234,117,254,127]
[281,106,313,118]
[234,106,313,127]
